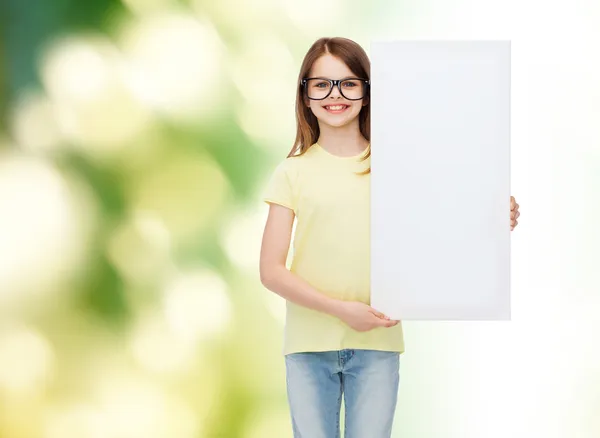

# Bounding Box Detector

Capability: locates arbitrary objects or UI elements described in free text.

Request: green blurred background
[0,1,404,437]
[1,0,599,437]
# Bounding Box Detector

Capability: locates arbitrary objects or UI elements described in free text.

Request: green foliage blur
[0,0,408,437]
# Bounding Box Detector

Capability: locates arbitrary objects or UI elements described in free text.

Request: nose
[329,84,342,98]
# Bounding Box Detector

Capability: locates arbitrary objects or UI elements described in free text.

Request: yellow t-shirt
[263,142,405,356]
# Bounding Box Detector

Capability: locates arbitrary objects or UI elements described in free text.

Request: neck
[316,120,368,157]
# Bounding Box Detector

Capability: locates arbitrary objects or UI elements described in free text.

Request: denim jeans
[285,349,400,438]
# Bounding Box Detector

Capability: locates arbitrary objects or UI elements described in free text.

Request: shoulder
[272,147,316,176]
[265,155,302,191]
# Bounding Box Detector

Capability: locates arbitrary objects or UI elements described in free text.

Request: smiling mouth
[323,104,350,113]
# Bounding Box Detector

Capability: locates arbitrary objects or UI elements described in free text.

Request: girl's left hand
[510,196,520,231]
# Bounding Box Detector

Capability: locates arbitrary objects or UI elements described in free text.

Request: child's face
[306,54,365,129]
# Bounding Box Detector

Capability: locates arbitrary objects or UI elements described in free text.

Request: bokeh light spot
[10,91,62,153]
[0,154,94,309]
[0,327,55,394]
[164,268,232,343]
[230,33,295,104]
[40,35,152,155]
[130,310,194,374]
[120,12,223,122]
[281,0,344,34]
[95,379,199,438]
[107,210,173,286]
[129,152,229,245]
[43,404,107,438]
[220,208,266,271]
[231,34,296,149]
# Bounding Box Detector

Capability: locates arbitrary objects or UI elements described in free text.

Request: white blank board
[370,41,511,320]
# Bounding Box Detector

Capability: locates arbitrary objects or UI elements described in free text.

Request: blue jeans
[285,349,400,438]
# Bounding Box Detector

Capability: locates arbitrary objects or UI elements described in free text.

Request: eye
[314,81,329,88]
[342,80,359,88]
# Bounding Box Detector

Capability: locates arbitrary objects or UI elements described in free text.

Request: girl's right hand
[335,301,400,332]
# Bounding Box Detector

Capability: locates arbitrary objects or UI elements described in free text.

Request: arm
[259,203,342,316]
[259,203,398,330]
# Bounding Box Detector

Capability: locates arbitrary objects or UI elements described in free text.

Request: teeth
[326,105,346,110]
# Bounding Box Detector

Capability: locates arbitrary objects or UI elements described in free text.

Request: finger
[510,196,515,209]
[370,308,389,320]
[374,317,394,327]
[376,316,399,326]
[510,211,515,219]
[516,211,520,219]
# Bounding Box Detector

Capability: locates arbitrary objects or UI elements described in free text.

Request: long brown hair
[288,37,371,173]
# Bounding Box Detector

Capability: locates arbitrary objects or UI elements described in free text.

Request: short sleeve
[263,159,296,212]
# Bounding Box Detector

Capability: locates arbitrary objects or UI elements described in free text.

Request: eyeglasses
[301,77,370,101]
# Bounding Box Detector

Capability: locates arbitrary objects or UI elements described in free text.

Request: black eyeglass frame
[301,77,370,101]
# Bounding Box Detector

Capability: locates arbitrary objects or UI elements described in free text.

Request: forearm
[260,266,343,318]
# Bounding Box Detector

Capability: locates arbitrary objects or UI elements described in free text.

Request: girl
[259,37,520,438]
